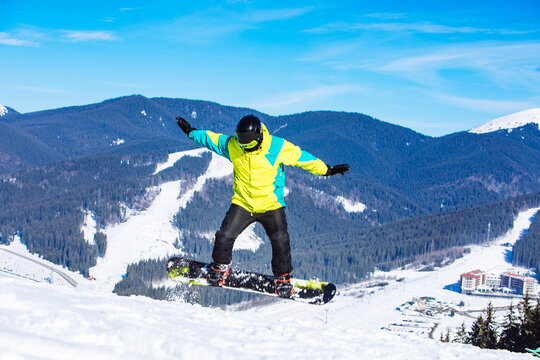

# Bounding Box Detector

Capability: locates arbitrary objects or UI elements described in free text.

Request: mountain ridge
[2,95,540,215]
[470,108,540,134]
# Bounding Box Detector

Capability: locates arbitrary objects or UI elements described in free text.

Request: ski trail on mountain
[1,207,538,359]
[89,151,232,292]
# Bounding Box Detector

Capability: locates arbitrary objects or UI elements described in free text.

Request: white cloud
[247,7,313,23]
[0,32,37,46]
[61,30,119,42]
[364,13,408,20]
[164,6,313,44]
[432,93,539,113]
[303,40,540,92]
[304,20,533,35]
[248,84,366,111]
[374,42,540,89]
[0,27,119,45]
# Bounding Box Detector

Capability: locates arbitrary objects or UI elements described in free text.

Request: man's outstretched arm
[176,116,232,160]
[278,139,350,177]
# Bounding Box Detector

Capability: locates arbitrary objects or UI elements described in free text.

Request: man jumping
[176,114,349,298]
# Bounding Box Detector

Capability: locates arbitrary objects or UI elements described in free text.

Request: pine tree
[444,329,451,343]
[469,314,485,347]
[468,303,499,349]
[518,292,535,351]
[483,302,498,349]
[529,297,540,350]
[439,329,451,343]
[454,322,469,344]
[498,303,520,352]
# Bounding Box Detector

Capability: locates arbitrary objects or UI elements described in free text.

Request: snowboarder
[176,114,349,298]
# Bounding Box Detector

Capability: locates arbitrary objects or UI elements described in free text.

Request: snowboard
[166,257,336,305]
[526,348,540,358]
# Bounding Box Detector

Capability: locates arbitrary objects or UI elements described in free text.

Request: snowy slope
[335,195,366,213]
[1,276,527,360]
[1,207,538,359]
[470,108,540,134]
[0,104,8,117]
[81,211,97,245]
[90,149,232,291]
[0,236,85,287]
[365,207,540,339]
[153,148,207,175]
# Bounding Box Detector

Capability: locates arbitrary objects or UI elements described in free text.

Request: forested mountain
[274,112,540,213]
[513,211,540,276]
[0,105,21,121]
[0,121,63,173]
[3,95,540,214]
[1,95,540,305]
[1,95,267,159]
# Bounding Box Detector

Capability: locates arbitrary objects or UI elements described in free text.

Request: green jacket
[189,123,328,213]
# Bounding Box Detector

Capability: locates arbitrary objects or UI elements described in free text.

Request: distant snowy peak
[0,104,9,117]
[470,108,540,134]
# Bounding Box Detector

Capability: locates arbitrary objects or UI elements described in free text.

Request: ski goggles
[238,139,259,149]
[236,131,262,149]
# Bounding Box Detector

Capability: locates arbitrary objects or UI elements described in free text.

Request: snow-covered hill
[470,108,540,134]
[0,104,8,117]
[0,236,84,287]
[1,204,538,359]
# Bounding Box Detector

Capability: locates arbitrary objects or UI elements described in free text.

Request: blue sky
[1,0,539,136]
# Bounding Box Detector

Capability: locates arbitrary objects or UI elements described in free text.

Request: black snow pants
[212,204,293,276]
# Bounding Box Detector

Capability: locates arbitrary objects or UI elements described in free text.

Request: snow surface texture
[153,148,207,175]
[81,211,97,245]
[111,138,125,146]
[470,108,540,134]
[0,104,8,116]
[1,206,538,359]
[0,236,83,287]
[335,195,366,213]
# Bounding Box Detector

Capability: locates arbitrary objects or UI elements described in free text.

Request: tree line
[513,211,540,278]
[441,293,540,354]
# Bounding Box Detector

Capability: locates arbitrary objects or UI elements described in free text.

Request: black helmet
[236,115,263,151]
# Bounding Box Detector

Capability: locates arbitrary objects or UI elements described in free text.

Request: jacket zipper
[243,150,254,215]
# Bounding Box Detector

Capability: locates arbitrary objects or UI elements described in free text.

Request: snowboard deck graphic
[166,257,336,305]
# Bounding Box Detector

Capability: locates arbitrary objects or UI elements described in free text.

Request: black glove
[176,116,195,136]
[325,164,350,176]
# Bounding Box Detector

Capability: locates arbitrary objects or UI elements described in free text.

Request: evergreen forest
[442,294,540,354]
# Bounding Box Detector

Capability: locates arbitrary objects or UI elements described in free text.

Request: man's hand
[325,164,350,176]
[176,116,195,136]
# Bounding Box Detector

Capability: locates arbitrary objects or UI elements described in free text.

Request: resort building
[460,269,539,298]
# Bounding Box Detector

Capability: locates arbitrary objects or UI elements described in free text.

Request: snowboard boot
[206,263,230,286]
[274,273,293,298]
